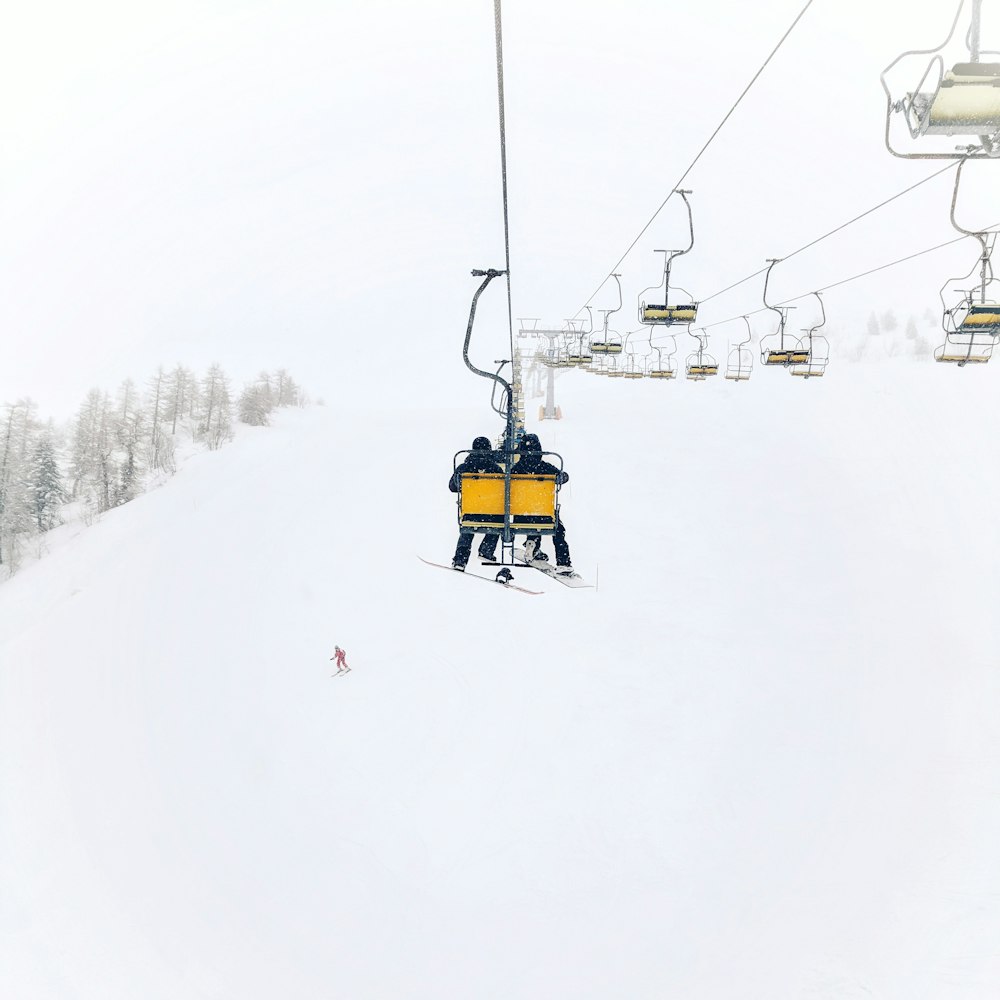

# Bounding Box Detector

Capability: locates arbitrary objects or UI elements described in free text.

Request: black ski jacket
[449,453,503,493]
[512,453,568,484]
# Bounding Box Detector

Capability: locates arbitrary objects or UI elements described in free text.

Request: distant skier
[331,646,350,674]
[514,433,573,571]
[449,435,503,571]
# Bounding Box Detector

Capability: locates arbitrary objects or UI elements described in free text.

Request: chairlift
[938,274,1000,363]
[881,0,1000,158]
[759,259,805,365]
[685,328,718,379]
[590,274,624,354]
[620,332,646,378]
[936,159,1000,362]
[566,308,594,364]
[649,334,678,379]
[638,190,700,324]
[724,316,754,381]
[790,293,830,378]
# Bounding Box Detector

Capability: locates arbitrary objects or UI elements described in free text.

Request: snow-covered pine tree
[200,365,233,450]
[114,379,145,506]
[71,390,117,516]
[164,365,190,436]
[238,383,271,426]
[0,400,37,572]
[145,366,174,472]
[274,369,299,407]
[29,430,65,532]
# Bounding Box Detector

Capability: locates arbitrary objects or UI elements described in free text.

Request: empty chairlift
[936,160,1000,363]
[590,274,625,355]
[881,0,1000,158]
[649,335,678,379]
[638,190,700,325]
[759,258,808,367]
[686,328,719,380]
[937,244,1000,363]
[725,316,755,381]
[790,293,830,378]
[566,308,594,365]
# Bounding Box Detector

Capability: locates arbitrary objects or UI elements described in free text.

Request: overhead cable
[654,225,999,339]
[574,0,817,317]
[698,161,961,306]
[493,0,515,361]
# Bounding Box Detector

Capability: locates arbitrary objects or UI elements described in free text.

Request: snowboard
[511,547,592,588]
[418,556,542,595]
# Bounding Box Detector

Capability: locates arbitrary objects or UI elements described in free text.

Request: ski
[418,556,542,595]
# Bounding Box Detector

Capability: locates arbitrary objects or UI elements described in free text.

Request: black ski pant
[453,531,499,567]
[526,517,571,566]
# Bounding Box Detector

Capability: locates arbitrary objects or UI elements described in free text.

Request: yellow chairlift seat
[725,372,751,381]
[687,364,718,376]
[935,352,991,363]
[459,473,558,533]
[590,341,609,354]
[918,63,1000,135]
[764,350,794,365]
[960,303,1000,332]
[607,370,625,378]
[623,371,644,379]
[641,303,699,325]
[790,368,825,377]
[649,369,676,379]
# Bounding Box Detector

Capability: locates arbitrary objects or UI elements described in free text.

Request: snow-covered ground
[1,360,998,999]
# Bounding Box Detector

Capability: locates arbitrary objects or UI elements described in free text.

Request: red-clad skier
[331,646,350,675]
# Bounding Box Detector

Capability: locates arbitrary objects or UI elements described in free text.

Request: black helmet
[471,436,492,451]
[519,433,542,452]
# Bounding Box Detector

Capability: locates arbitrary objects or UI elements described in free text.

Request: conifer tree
[29,432,64,531]
[0,400,40,571]
[114,379,145,505]
[238,383,271,426]
[200,365,233,450]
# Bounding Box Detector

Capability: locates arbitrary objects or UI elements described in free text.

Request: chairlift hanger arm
[738,314,753,349]
[950,159,994,254]
[464,269,513,399]
[880,0,966,106]
[672,189,696,260]
[608,273,623,316]
[762,258,788,340]
[810,291,826,333]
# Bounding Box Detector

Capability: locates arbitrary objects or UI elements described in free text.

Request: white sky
[2,0,999,418]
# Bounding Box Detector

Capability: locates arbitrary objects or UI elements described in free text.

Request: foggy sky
[2,0,998,418]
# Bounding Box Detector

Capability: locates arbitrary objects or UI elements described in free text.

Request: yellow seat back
[459,473,558,532]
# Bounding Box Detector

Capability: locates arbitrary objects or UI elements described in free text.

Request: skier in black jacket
[513,433,573,569]
[449,436,502,570]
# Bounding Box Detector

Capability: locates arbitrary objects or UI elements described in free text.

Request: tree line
[0,366,304,576]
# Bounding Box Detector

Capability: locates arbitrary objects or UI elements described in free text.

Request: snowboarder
[331,646,350,674]
[449,435,503,570]
[513,433,573,570]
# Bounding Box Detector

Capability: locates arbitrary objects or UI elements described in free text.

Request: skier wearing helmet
[449,435,503,570]
[514,433,573,570]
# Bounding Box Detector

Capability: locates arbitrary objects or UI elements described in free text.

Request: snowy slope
[1,362,999,999]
